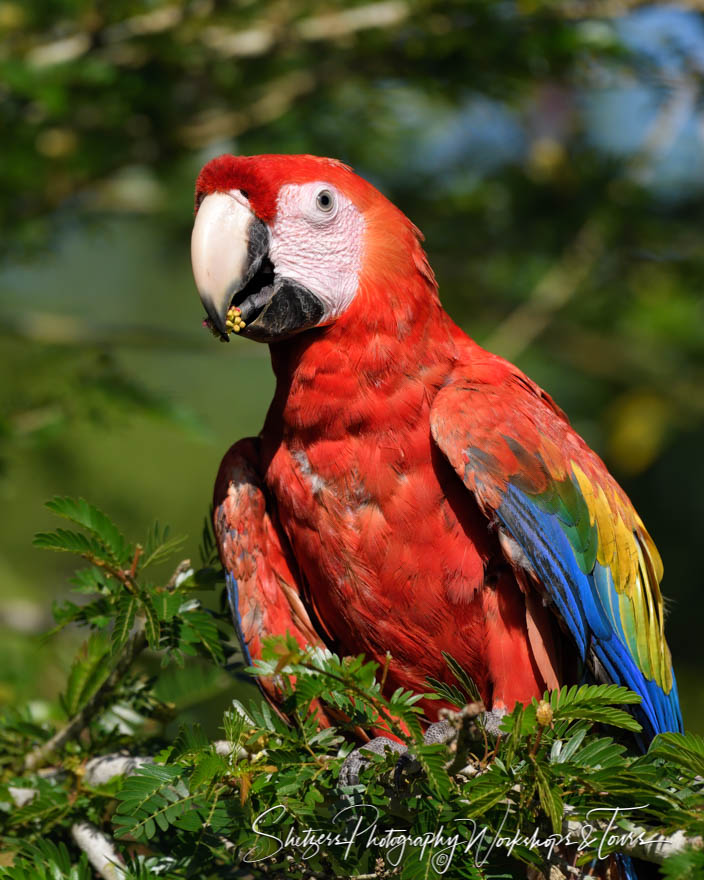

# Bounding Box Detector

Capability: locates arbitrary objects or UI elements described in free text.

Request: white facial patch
[269,182,364,321]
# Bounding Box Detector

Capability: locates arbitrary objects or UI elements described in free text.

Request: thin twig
[128,544,143,580]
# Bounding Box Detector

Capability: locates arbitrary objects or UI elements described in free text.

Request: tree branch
[24,624,147,772]
[23,557,193,773]
[12,717,703,876]
[71,821,126,880]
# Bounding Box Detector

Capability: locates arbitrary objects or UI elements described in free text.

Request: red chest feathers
[263,416,496,697]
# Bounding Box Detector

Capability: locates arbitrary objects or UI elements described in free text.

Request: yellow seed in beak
[211,306,246,336]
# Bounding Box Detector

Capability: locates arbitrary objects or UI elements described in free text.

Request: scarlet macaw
[191,154,682,744]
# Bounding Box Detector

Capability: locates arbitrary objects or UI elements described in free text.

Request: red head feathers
[194,154,435,292]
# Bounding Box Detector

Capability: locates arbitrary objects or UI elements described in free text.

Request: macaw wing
[430,356,682,738]
[213,437,327,711]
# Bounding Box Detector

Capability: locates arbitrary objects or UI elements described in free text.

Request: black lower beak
[244,279,325,343]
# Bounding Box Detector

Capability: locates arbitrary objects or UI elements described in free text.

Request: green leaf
[180,607,224,664]
[199,512,220,568]
[425,676,467,709]
[47,597,112,638]
[549,684,642,731]
[112,595,137,654]
[8,782,70,830]
[50,599,84,628]
[141,522,187,570]
[462,766,514,816]
[533,762,563,833]
[62,633,111,716]
[0,840,91,880]
[140,593,160,649]
[570,736,627,769]
[45,496,131,565]
[414,743,453,799]
[649,732,704,778]
[661,846,704,880]
[551,726,588,763]
[442,651,482,702]
[154,591,185,621]
[176,567,222,591]
[173,809,202,832]
[190,753,228,789]
[33,528,112,562]
[113,764,191,842]
[171,723,210,759]
[69,566,108,594]
[550,683,641,711]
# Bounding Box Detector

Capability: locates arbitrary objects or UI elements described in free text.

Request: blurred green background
[1,0,703,734]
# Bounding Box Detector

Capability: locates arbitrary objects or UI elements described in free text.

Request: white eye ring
[316,189,336,213]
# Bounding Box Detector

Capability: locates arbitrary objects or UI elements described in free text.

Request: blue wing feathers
[497,490,587,654]
[498,485,683,739]
[226,572,253,667]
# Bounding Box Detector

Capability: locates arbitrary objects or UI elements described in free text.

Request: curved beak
[191,192,267,338]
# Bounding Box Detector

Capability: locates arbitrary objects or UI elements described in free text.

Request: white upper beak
[191,191,256,334]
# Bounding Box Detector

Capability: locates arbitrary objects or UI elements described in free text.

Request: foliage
[0,841,91,880]
[33,495,221,665]
[0,500,702,878]
[2,0,704,735]
[2,2,704,873]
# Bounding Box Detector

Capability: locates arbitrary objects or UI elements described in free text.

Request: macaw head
[191,154,435,343]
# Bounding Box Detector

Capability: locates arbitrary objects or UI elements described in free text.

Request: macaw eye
[316,189,335,213]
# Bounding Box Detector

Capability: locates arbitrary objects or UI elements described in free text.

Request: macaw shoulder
[430,345,604,498]
[439,342,570,427]
[430,344,654,568]
[431,345,575,489]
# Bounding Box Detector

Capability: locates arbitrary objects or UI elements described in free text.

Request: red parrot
[191,154,682,744]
